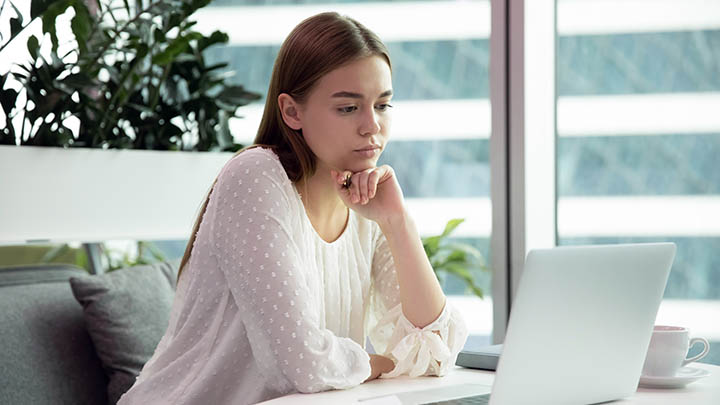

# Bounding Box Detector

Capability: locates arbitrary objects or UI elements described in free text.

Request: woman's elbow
[288,373,330,394]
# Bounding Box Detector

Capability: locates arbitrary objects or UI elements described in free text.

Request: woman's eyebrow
[331,90,393,99]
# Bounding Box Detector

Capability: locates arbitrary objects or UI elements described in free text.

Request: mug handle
[682,337,710,366]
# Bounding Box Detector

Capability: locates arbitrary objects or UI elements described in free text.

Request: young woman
[119,12,467,405]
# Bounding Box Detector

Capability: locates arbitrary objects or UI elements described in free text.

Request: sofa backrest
[0,264,108,405]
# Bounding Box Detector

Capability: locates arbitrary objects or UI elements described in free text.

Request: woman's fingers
[331,170,350,198]
[358,170,371,204]
[357,168,380,204]
[333,169,356,203]
[368,169,380,199]
[348,171,359,204]
[356,171,367,204]
[331,167,385,205]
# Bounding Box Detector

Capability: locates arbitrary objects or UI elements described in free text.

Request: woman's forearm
[379,209,446,329]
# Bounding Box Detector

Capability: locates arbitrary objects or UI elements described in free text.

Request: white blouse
[118,147,468,405]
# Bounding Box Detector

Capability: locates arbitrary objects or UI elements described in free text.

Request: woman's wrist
[377,207,411,234]
[365,354,396,382]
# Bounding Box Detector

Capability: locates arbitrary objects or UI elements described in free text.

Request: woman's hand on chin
[331,165,406,227]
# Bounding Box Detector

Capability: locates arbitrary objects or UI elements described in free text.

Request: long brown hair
[177,12,391,280]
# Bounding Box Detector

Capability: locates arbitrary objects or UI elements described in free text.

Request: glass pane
[102,240,185,271]
[203,0,493,346]
[0,240,184,273]
[0,243,89,271]
[556,1,720,365]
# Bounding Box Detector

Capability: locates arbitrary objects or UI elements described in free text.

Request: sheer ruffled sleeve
[366,226,469,378]
[208,150,371,393]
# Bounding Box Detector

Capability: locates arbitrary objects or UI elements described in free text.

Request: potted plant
[0,0,260,149]
[0,0,260,269]
[423,218,488,298]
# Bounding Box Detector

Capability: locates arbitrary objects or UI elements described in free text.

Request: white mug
[642,325,710,377]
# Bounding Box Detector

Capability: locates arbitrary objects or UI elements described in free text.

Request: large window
[554,0,720,365]
[7,0,711,364]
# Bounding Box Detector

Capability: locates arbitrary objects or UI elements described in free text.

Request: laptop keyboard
[423,393,491,404]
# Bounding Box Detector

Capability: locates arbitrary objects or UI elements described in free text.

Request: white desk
[259,363,720,404]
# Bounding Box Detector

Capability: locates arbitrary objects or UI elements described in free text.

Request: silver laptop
[363,243,676,405]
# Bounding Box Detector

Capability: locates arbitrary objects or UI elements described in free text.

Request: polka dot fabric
[118,148,468,405]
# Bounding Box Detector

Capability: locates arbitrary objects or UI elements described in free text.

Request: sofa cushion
[0,264,108,405]
[70,260,179,404]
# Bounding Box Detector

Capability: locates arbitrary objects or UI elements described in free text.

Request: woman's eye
[338,106,357,114]
[375,103,393,112]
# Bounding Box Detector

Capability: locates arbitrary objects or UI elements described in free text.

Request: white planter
[0,145,233,244]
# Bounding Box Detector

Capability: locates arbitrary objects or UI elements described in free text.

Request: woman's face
[296,55,393,174]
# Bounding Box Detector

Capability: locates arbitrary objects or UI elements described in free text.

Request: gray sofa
[0,261,178,405]
[0,264,108,404]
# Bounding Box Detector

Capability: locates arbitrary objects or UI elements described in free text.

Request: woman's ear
[278,93,302,130]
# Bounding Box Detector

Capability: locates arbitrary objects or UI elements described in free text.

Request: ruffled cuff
[375,301,468,378]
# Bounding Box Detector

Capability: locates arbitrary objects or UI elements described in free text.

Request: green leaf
[442,242,486,263]
[61,72,93,89]
[181,21,198,31]
[151,33,202,66]
[440,263,485,298]
[441,262,473,280]
[10,18,23,38]
[0,126,16,145]
[71,1,93,55]
[444,249,467,263]
[468,285,484,298]
[222,142,244,153]
[153,27,166,43]
[41,0,73,52]
[184,31,204,42]
[198,30,229,51]
[217,85,260,106]
[205,62,229,72]
[26,36,40,60]
[215,98,239,112]
[167,13,183,30]
[440,218,465,238]
[3,1,25,44]
[423,219,465,259]
[422,235,441,257]
[133,43,149,59]
[182,0,212,16]
[159,123,184,141]
[31,0,56,19]
[0,86,19,116]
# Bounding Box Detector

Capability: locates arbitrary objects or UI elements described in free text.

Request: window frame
[490,0,558,343]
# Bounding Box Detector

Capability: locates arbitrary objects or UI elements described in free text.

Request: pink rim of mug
[654,325,687,332]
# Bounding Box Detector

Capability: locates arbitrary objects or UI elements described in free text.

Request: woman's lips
[354,147,380,158]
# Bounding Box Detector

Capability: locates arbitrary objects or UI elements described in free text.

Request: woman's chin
[346,161,378,173]
[327,154,380,174]
[347,153,381,170]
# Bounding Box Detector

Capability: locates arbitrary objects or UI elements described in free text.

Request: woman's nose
[359,108,381,136]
